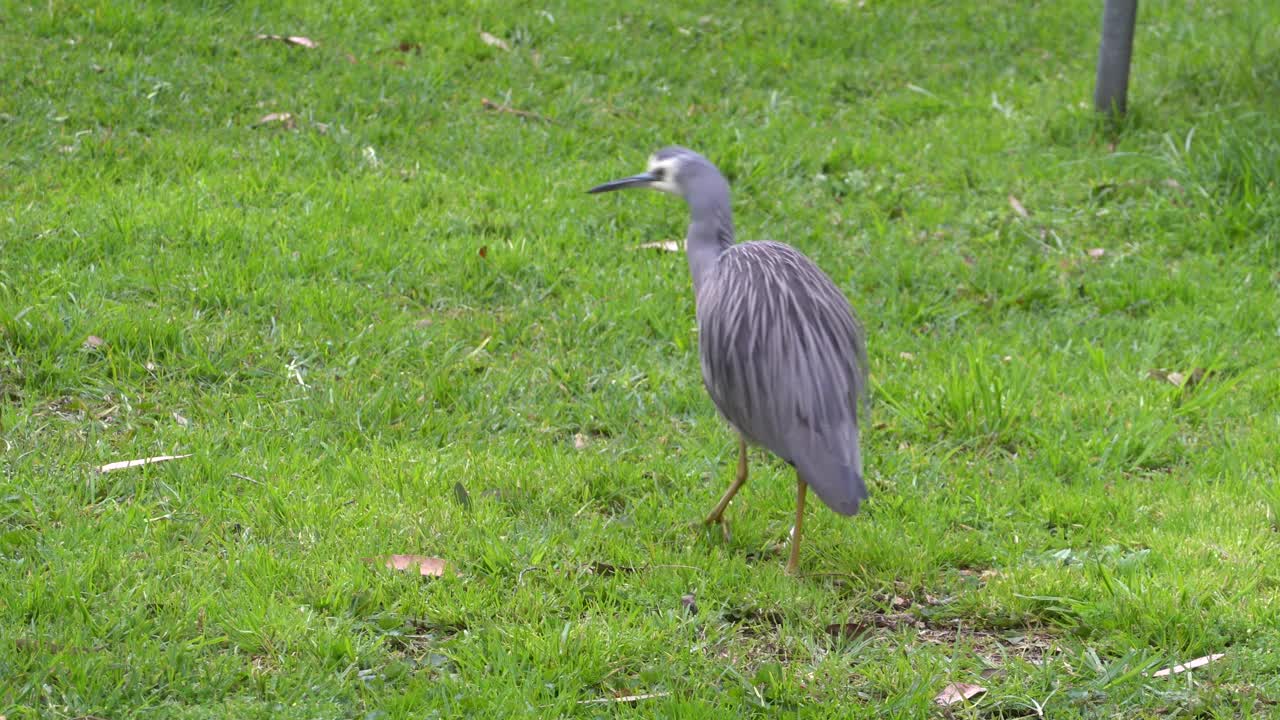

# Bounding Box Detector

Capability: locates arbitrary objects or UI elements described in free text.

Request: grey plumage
[697,240,868,514]
[589,146,869,572]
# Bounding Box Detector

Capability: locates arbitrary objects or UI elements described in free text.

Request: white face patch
[645,155,682,195]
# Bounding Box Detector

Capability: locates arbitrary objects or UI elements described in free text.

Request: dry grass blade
[634,241,681,252]
[97,454,192,473]
[1088,247,1107,258]
[464,335,492,359]
[479,31,511,51]
[1008,194,1029,218]
[935,682,986,706]
[578,692,670,705]
[1152,653,1224,677]
[377,554,448,577]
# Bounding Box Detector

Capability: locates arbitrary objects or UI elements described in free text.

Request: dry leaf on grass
[935,682,986,706]
[1184,368,1210,388]
[255,34,318,48]
[453,481,471,509]
[1008,195,1029,218]
[1087,247,1107,258]
[83,335,105,349]
[580,561,637,576]
[578,692,670,706]
[97,454,191,473]
[376,554,448,577]
[479,31,510,51]
[1148,367,1210,389]
[573,433,589,450]
[634,240,681,252]
[1152,653,1224,677]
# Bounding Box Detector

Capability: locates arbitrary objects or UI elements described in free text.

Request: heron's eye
[651,167,666,180]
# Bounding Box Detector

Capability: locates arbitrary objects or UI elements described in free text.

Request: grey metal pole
[1094,0,1139,115]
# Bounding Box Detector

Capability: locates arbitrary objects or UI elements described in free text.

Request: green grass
[3,0,1280,716]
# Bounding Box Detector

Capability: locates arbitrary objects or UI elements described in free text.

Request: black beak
[587,172,659,194]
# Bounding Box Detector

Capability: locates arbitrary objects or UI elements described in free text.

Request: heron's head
[587,146,725,203]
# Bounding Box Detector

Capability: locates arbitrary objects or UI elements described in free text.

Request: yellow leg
[785,479,808,575]
[704,436,749,532]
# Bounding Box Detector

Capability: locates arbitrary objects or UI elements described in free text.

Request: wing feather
[696,241,868,513]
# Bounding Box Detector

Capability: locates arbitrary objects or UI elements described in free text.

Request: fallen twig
[97,454,191,473]
[1152,653,1224,677]
[481,98,552,123]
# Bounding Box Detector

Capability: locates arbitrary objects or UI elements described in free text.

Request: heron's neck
[685,194,735,296]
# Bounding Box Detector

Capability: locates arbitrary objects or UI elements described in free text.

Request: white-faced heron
[589,146,869,573]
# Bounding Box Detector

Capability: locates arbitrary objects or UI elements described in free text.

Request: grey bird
[589,147,869,573]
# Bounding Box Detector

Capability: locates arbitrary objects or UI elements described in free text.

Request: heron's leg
[785,478,808,575]
[704,435,749,532]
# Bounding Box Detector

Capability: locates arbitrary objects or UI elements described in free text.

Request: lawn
[3,0,1280,717]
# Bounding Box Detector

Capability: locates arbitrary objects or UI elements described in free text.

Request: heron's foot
[784,542,801,575]
[702,514,732,543]
[760,526,803,574]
